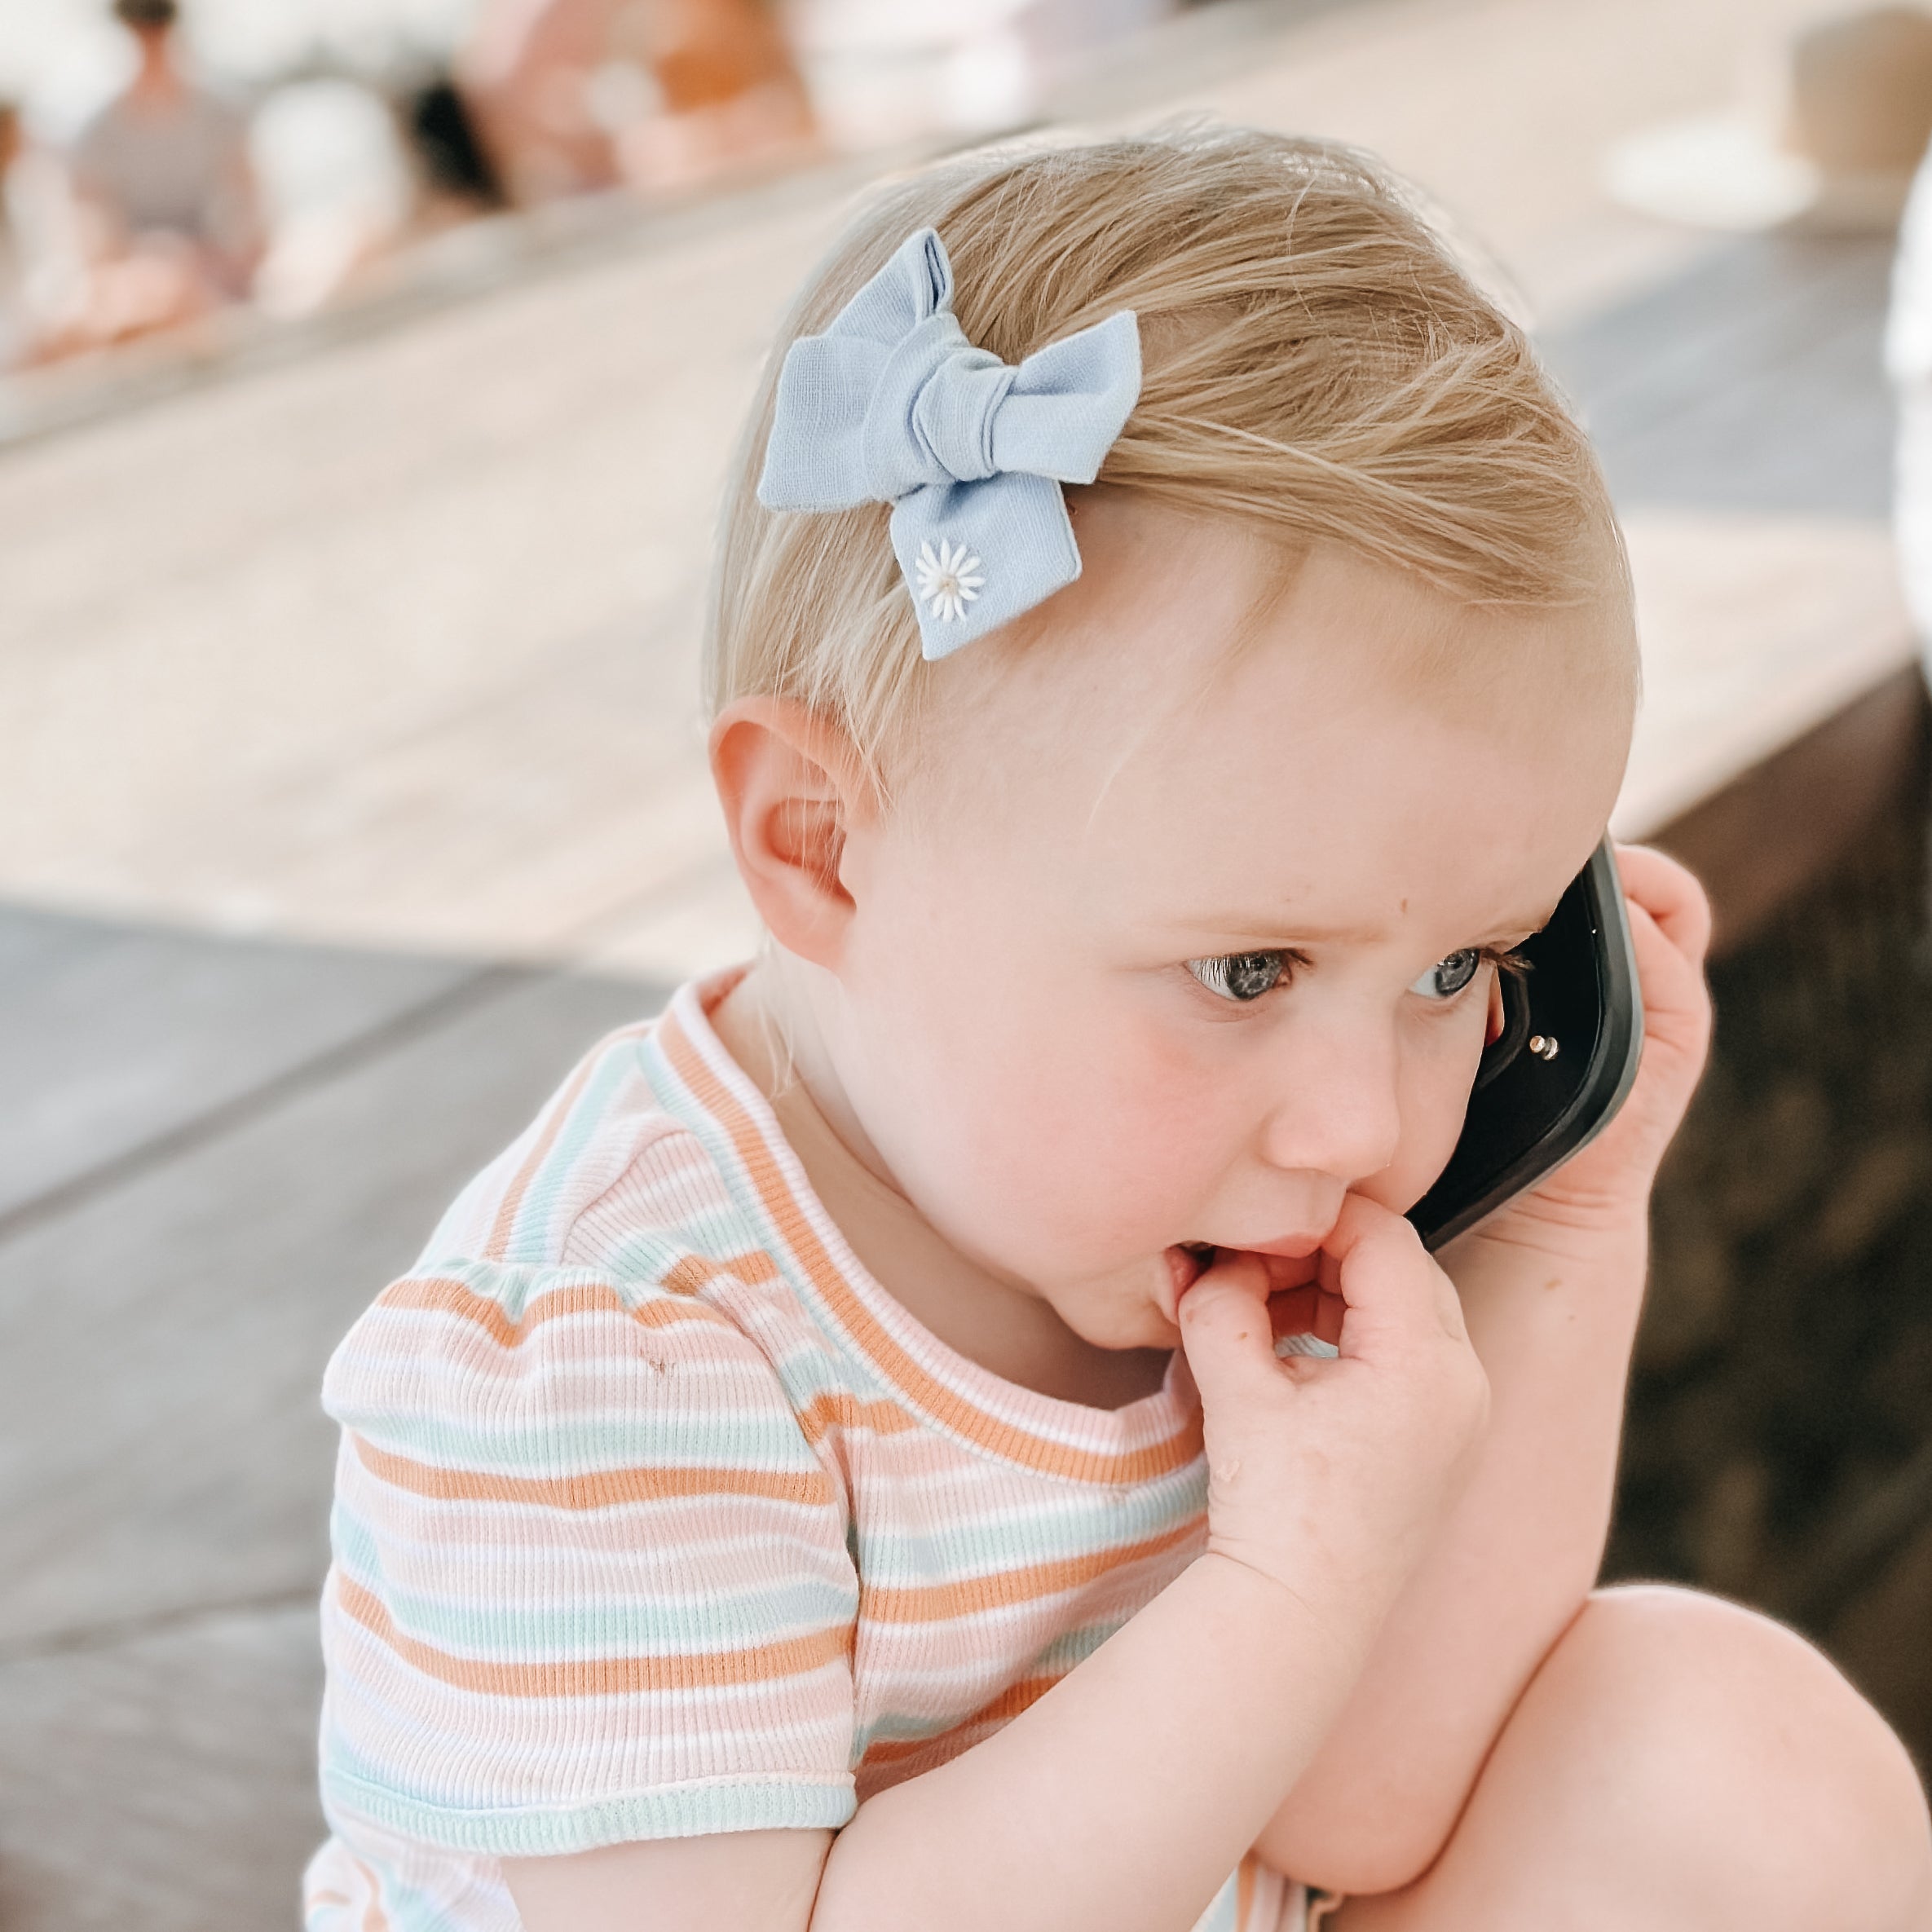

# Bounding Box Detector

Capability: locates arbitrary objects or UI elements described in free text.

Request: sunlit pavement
[0,2,1912,1925]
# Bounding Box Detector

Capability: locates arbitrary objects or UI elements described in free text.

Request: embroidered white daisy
[913,538,984,624]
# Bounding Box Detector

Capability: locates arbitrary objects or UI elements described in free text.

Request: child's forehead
[903,499,1633,920]
[935,496,1634,778]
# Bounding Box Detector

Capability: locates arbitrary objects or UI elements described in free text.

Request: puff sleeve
[316,1259,859,1855]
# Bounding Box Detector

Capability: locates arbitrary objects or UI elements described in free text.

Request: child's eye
[1187,951,1289,1003]
[1409,949,1484,1000]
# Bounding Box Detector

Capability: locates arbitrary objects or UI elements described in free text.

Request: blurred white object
[1604,6,1932,236]
[2,141,86,366]
[250,77,412,317]
[1888,151,1932,662]
[786,0,1171,151]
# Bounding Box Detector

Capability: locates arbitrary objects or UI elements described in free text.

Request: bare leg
[1335,1586,1932,1931]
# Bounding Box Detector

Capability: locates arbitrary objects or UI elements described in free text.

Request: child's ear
[708,698,874,971]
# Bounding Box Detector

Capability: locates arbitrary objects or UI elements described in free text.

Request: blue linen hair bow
[756,227,1142,659]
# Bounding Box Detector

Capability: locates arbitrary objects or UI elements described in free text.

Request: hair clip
[756,227,1142,658]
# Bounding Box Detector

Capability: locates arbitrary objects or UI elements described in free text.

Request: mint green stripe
[1032,1619,1119,1674]
[333,1507,854,1656]
[641,1037,839,1343]
[849,1621,1118,1757]
[852,1489,1202,1575]
[501,1043,642,1265]
[324,1767,856,1855]
[368,1255,712,1321]
[1195,1870,1243,1932]
[307,1841,465,1932]
[601,1201,751,1269]
[355,1408,823,1474]
[637,1031,837,1330]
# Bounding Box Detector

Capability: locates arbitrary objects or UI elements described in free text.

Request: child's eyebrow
[1167,900,1561,948]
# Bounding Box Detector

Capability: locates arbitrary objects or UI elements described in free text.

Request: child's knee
[1555,1585,1931,1921]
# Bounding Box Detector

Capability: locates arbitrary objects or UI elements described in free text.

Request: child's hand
[1479,843,1713,1248]
[1176,1197,1490,1657]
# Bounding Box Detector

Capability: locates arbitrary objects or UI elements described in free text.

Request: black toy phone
[1406,839,1643,1251]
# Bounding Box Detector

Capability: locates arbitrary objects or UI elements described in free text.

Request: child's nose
[1256,1015,1403,1187]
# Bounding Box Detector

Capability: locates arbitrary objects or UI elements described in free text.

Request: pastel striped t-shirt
[305,974,1315,1932]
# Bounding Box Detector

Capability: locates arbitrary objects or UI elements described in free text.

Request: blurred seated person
[62,0,262,347]
[459,0,815,208]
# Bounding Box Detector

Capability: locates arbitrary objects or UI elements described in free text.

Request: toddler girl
[305,126,1932,1932]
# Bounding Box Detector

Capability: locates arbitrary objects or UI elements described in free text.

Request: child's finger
[1612,844,1713,965]
[1317,1194,1467,1356]
[1176,1252,1288,1409]
[1621,895,1713,1062]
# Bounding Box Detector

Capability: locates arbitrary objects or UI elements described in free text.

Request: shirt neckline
[654,974,1203,1489]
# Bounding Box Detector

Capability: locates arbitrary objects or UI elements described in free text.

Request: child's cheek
[1358,1014,1491,1215]
[964,997,1230,1255]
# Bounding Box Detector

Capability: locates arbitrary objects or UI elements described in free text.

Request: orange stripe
[858,1520,1199,1624]
[352,1433,833,1511]
[377,1274,741,1348]
[794,1388,921,1445]
[381,1277,921,1449]
[660,1014,1202,1485]
[349,1858,389,1932]
[336,1572,849,1696]
[1236,1855,1256,1930]
[861,1672,1061,1767]
[483,1024,653,1261]
[661,1249,785,1296]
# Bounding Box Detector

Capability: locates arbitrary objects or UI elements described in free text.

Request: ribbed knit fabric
[304,973,1312,1932]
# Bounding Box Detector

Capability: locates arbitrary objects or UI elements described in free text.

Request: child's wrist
[1449,1188,1651,1273]
[1193,1546,1383,1691]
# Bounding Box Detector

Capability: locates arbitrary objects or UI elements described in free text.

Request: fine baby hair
[708,122,1627,787]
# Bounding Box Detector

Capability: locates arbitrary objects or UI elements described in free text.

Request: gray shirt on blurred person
[71,84,252,259]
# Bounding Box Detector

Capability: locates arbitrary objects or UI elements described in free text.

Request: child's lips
[1160,1234,1329,1322]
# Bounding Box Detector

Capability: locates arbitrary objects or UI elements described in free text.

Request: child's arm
[1252,846,1713,1895]
[504,1206,1491,1932]
[507,1555,1372,1932]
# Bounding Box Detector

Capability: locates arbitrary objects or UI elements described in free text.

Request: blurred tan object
[461,0,816,206]
[0,104,24,370]
[1603,5,1932,232]
[789,0,1173,152]
[612,0,818,193]
[461,0,623,204]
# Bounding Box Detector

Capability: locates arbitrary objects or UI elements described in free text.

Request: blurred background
[4,0,1932,1926]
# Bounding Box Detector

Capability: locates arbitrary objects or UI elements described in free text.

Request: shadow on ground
[0,904,659,1932]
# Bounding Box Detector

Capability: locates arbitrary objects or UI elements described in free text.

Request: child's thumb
[1176,1255,1281,1409]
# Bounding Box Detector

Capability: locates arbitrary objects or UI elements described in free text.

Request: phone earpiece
[1475,968,1533,1090]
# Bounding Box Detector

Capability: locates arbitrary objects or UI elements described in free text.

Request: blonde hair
[705,123,1625,784]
